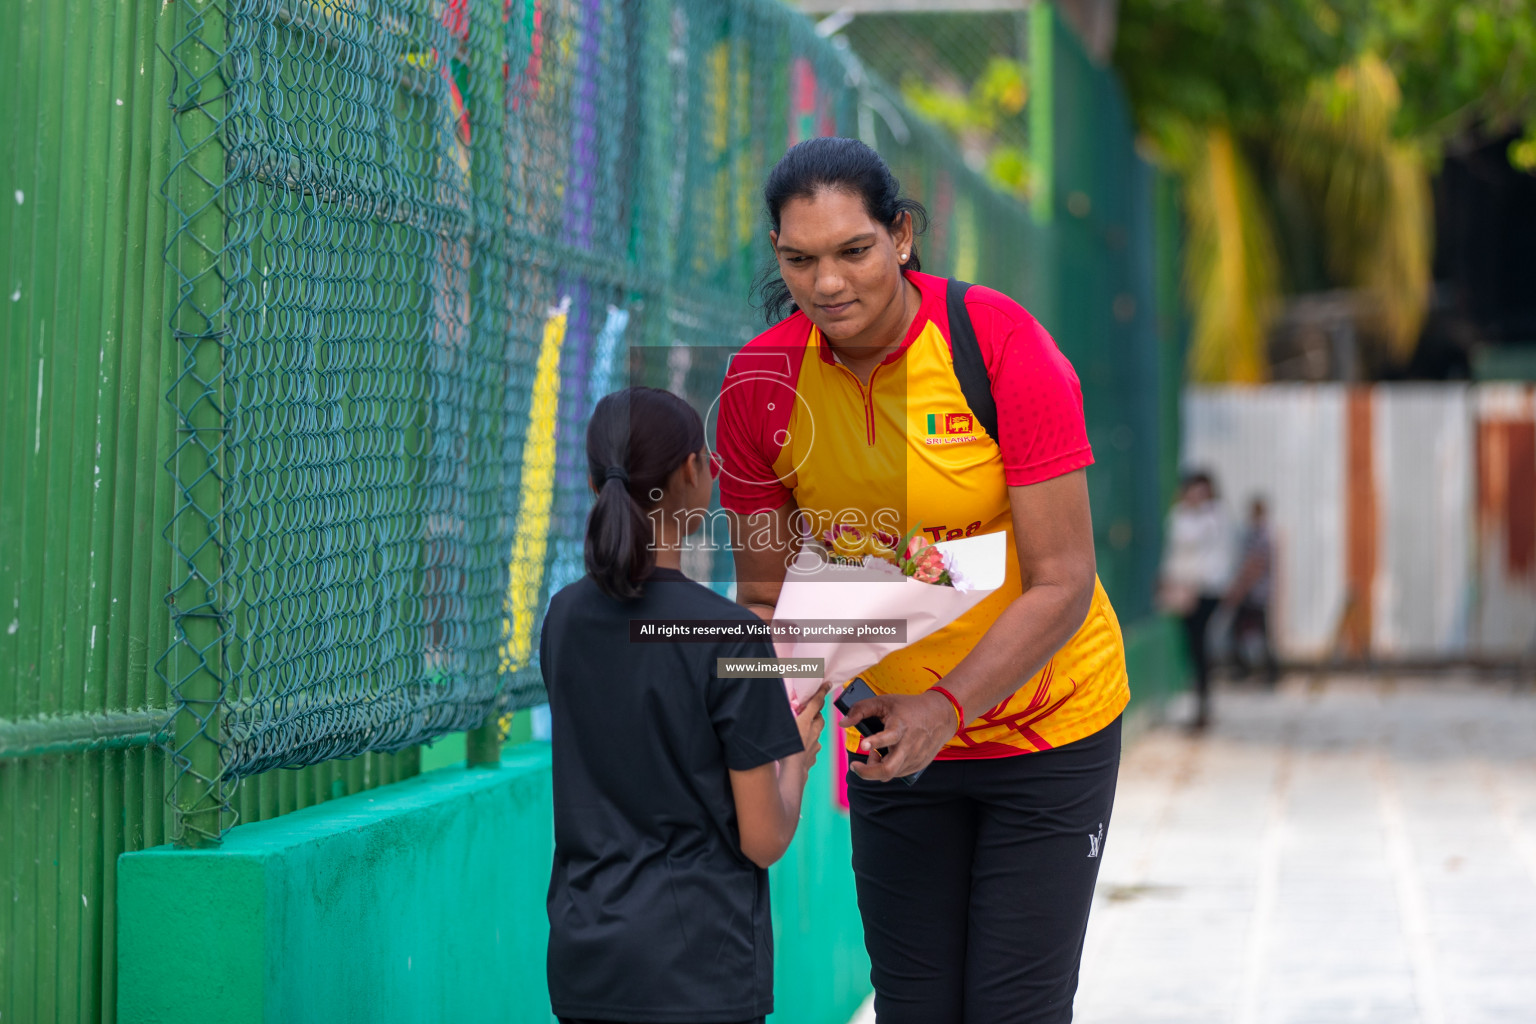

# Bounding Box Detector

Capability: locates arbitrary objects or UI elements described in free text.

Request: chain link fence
[156,0,1174,841]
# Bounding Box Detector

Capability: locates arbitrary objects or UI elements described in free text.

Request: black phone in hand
[834,677,925,786]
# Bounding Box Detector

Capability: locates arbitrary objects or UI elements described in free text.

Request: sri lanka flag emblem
[927,412,974,436]
[923,411,977,446]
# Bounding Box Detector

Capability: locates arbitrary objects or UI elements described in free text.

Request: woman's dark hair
[584,387,706,601]
[754,137,929,323]
[1180,469,1217,497]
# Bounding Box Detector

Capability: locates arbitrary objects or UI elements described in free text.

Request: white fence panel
[1184,383,1533,663]
[1372,386,1474,657]
[1183,386,1346,660]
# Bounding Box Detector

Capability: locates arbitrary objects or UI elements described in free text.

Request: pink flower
[904,535,929,559]
[914,563,943,584]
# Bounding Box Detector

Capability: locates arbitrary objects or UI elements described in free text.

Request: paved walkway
[848,672,1536,1024]
[1076,673,1536,1024]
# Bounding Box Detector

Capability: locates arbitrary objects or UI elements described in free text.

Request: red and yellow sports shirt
[716,270,1129,758]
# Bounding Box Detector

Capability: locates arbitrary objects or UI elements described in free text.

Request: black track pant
[1229,601,1279,684]
[1182,596,1222,725]
[847,716,1122,1024]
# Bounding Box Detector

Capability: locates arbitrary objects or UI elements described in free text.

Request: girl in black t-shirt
[541,387,828,1024]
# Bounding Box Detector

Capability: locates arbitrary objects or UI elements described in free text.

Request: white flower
[860,554,905,578]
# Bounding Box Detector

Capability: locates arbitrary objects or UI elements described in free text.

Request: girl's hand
[733,681,829,869]
[842,691,959,782]
[793,681,831,766]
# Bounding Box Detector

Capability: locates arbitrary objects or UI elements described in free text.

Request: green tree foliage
[1369,0,1536,161]
[1118,0,1536,157]
[903,58,1033,196]
[1278,54,1433,359]
[835,13,1034,197]
[1114,0,1535,380]
[1115,0,1352,133]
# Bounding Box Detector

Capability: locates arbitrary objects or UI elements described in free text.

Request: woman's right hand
[794,681,830,766]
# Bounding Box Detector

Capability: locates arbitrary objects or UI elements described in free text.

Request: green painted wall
[119,746,556,1024]
[420,713,536,774]
[0,0,428,1013]
[768,753,871,1024]
[118,742,871,1024]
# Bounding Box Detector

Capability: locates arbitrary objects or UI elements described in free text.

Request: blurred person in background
[1157,470,1233,730]
[1226,497,1279,687]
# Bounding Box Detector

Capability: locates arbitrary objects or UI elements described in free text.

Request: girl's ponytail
[585,462,650,602]
[584,388,706,600]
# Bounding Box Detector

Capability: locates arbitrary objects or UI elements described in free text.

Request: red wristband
[928,685,964,733]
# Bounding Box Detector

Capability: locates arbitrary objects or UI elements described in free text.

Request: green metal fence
[2,0,1181,1019]
[1036,5,1180,620]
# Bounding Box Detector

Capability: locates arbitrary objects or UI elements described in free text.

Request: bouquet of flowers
[821,523,963,586]
[774,524,1007,708]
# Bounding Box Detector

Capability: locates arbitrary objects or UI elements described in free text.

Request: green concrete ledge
[117,741,868,1024]
[118,745,556,1024]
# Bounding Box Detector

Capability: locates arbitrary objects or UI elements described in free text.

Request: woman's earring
[900,253,908,262]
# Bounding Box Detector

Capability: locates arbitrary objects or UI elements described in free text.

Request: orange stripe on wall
[1479,418,1536,579]
[1508,423,1536,577]
[1342,388,1377,658]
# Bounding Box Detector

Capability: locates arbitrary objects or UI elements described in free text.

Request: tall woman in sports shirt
[717,138,1130,1024]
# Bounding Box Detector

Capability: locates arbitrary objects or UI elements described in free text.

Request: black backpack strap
[945,277,999,444]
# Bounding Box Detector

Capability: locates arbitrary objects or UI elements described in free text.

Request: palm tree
[1169,54,1434,382]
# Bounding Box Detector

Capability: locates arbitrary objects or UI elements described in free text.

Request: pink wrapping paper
[772,531,1008,708]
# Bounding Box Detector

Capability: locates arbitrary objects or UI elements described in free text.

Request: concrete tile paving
[1075,674,1536,1024]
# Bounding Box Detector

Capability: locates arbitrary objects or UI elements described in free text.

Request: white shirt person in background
[1158,470,1234,731]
